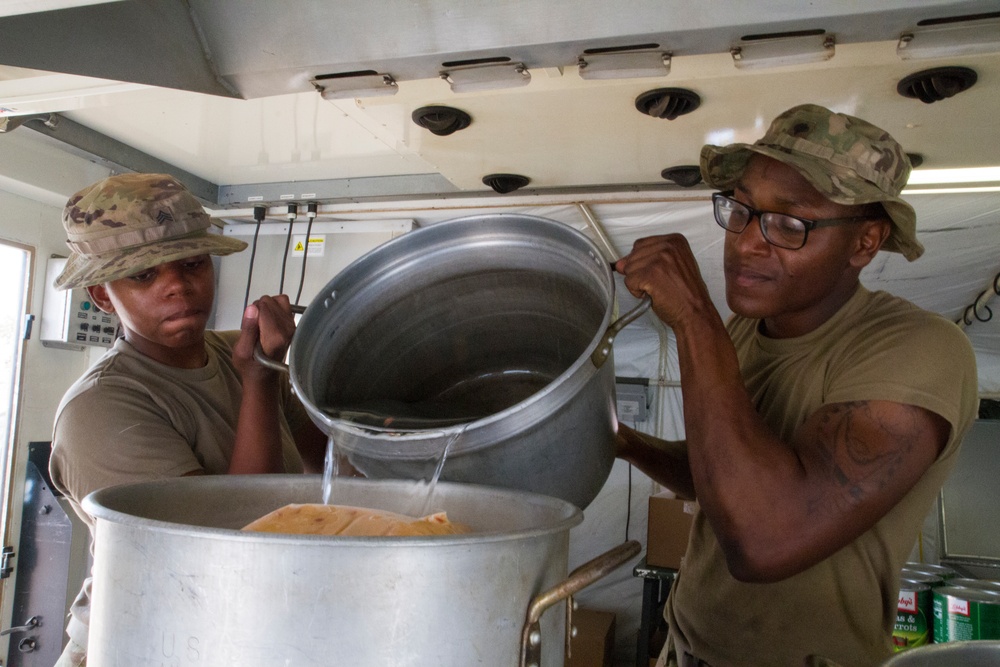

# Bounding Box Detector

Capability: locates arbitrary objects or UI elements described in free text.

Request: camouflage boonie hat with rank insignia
[53,173,248,289]
[700,104,923,261]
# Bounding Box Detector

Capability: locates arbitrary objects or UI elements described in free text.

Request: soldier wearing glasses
[614,105,978,667]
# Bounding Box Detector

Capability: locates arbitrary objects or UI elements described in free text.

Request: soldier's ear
[850,218,892,269]
[86,284,115,314]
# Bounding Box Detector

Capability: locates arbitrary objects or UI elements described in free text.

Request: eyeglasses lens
[763,215,808,249]
[714,196,749,231]
[714,195,808,250]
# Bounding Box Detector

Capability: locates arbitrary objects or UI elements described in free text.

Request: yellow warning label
[292,235,325,258]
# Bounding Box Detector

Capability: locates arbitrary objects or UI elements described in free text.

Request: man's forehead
[735,155,831,208]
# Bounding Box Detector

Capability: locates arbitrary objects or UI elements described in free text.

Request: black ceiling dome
[482,173,530,194]
[661,165,703,187]
[411,105,472,136]
[897,67,977,104]
[635,88,701,120]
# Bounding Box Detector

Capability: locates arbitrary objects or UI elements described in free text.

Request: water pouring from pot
[255,213,650,509]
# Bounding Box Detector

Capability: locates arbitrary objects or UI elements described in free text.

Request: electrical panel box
[40,258,121,350]
[615,377,650,423]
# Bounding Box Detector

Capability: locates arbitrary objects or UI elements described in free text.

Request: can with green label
[903,563,959,582]
[900,568,944,589]
[893,579,932,651]
[948,578,1000,595]
[932,586,1000,642]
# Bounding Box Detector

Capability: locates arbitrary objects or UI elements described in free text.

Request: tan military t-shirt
[49,330,311,646]
[666,286,979,667]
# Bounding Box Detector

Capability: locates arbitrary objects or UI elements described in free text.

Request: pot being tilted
[83,475,639,666]
[264,213,649,509]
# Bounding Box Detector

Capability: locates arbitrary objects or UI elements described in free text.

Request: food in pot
[242,503,470,536]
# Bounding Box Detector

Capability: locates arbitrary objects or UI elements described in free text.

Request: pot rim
[291,213,616,448]
[82,475,585,547]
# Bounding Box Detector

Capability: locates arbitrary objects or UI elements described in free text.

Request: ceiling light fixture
[730,33,835,70]
[578,51,671,80]
[903,165,1000,194]
[440,62,530,94]
[906,166,1000,185]
[312,72,398,100]
[897,16,1000,60]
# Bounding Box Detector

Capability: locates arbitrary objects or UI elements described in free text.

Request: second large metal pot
[285,213,643,509]
[83,475,639,666]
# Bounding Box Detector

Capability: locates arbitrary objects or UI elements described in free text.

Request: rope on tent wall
[957,269,1000,329]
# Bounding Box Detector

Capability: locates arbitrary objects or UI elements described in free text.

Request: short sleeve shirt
[666,286,979,667]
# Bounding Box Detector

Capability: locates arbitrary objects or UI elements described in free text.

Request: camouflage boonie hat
[700,104,923,261]
[53,173,247,289]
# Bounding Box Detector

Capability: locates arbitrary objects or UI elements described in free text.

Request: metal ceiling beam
[216,177,698,208]
[22,113,220,204]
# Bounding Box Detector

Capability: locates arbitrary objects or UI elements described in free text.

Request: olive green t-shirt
[666,286,979,667]
[49,330,311,647]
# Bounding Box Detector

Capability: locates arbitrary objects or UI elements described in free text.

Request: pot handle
[519,539,641,667]
[252,304,307,373]
[590,295,652,368]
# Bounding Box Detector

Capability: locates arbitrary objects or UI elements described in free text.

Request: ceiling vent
[635,88,701,120]
[897,67,977,103]
[482,173,530,194]
[661,165,703,187]
[412,106,472,136]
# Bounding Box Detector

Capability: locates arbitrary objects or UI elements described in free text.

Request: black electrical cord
[294,202,318,306]
[279,203,297,294]
[243,205,266,312]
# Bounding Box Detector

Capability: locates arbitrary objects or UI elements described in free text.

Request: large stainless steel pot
[83,475,639,667]
[267,213,648,509]
[880,641,1000,666]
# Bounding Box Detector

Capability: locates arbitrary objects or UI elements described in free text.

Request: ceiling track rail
[22,112,219,204]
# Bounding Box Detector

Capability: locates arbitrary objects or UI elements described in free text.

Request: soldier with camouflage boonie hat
[615,103,977,667]
[54,172,247,289]
[700,103,923,261]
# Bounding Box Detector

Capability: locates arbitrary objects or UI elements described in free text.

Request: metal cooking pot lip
[296,212,616,445]
[879,640,1000,665]
[82,475,584,546]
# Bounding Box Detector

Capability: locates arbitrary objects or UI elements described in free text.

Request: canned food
[900,568,944,589]
[948,578,1000,595]
[903,562,959,581]
[893,579,932,651]
[932,586,1000,642]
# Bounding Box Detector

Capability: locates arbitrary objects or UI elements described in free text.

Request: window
[0,241,32,539]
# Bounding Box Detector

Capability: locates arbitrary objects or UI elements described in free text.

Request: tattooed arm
[704,399,949,582]
[614,234,951,583]
[666,299,950,582]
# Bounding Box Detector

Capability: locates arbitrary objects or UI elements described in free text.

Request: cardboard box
[646,493,697,569]
[565,608,615,667]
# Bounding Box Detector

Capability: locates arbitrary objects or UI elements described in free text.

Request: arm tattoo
[804,401,923,516]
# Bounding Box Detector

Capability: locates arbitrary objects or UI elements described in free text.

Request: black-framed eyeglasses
[712,191,873,250]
